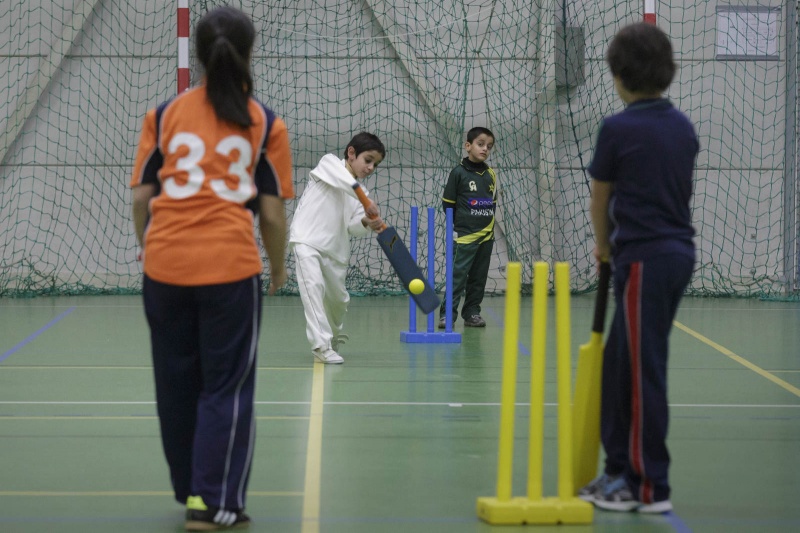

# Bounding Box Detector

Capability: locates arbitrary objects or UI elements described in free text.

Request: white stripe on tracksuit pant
[293,243,349,352]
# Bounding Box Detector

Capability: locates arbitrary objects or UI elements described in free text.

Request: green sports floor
[1,293,798,533]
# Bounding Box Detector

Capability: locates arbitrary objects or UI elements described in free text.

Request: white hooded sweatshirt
[289,154,371,264]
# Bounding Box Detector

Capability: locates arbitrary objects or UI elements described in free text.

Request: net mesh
[0,0,797,298]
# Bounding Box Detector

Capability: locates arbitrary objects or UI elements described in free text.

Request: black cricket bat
[353,184,440,314]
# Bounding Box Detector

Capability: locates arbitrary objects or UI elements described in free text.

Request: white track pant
[293,243,350,352]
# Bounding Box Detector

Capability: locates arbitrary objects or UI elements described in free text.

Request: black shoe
[439,316,457,329]
[463,314,486,327]
[185,496,251,531]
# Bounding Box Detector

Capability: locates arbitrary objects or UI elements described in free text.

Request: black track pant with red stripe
[143,274,262,511]
[600,255,693,504]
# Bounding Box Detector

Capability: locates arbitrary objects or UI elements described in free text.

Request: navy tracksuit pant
[143,274,262,511]
[601,255,693,504]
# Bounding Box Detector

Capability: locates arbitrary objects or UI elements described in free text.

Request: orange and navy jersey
[130,86,294,286]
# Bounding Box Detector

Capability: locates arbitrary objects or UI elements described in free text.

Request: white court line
[0,400,797,408]
[0,303,301,309]
[0,415,307,420]
[0,366,308,371]
[0,490,302,497]
[678,307,800,312]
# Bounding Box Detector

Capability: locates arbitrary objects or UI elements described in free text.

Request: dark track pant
[439,239,494,320]
[601,255,693,504]
[143,275,262,511]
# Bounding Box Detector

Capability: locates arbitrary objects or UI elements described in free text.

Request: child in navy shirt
[579,22,699,514]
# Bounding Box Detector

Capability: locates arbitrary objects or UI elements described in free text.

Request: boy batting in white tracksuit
[289,132,386,364]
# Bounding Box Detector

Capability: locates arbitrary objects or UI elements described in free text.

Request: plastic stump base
[400,331,461,343]
[476,496,593,525]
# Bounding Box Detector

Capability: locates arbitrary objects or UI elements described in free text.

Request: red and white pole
[644,0,656,25]
[177,0,190,92]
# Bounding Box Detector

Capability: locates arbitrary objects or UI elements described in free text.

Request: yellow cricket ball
[408,278,425,295]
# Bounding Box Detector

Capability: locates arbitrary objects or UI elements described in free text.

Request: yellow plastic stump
[476,261,592,525]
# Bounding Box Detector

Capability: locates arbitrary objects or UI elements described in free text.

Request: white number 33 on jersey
[163,132,255,202]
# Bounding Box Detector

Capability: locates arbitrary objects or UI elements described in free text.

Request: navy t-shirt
[587,98,699,265]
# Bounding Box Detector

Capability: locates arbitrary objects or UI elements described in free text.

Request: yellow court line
[0,490,302,497]
[674,320,800,398]
[301,363,325,533]
[0,416,308,421]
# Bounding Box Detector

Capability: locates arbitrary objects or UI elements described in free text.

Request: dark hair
[196,7,255,128]
[467,127,495,143]
[606,22,675,94]
[344,132,386,159]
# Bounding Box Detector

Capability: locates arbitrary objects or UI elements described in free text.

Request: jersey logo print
[469,181,477,192]
[468,198,493,207]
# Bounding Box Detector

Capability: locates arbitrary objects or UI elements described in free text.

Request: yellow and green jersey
[441,157,497,244]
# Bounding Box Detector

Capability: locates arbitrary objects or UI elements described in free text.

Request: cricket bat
[353,184,440,314]
[572,260,611,492]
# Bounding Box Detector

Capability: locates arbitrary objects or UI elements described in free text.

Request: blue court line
[664,511,694,532]
[0,306,76,363]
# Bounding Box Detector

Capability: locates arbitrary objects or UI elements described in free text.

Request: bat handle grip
[592,261,611,333]
[353,183,387,231]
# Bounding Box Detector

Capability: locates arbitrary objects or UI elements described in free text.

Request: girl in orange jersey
[130,6,293,530]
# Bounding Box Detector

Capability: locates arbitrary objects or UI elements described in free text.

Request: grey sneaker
[593,477,640,512]
[592,476,673,513]
[578,473,619,503]
[313,348,343,364]
[438,317,446,329]
[463,314,486,327]
[332,334,349,352]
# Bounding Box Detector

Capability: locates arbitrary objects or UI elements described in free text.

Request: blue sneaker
[578,473,619,503]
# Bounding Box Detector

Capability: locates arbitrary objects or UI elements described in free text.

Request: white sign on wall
[716,6,780,60]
